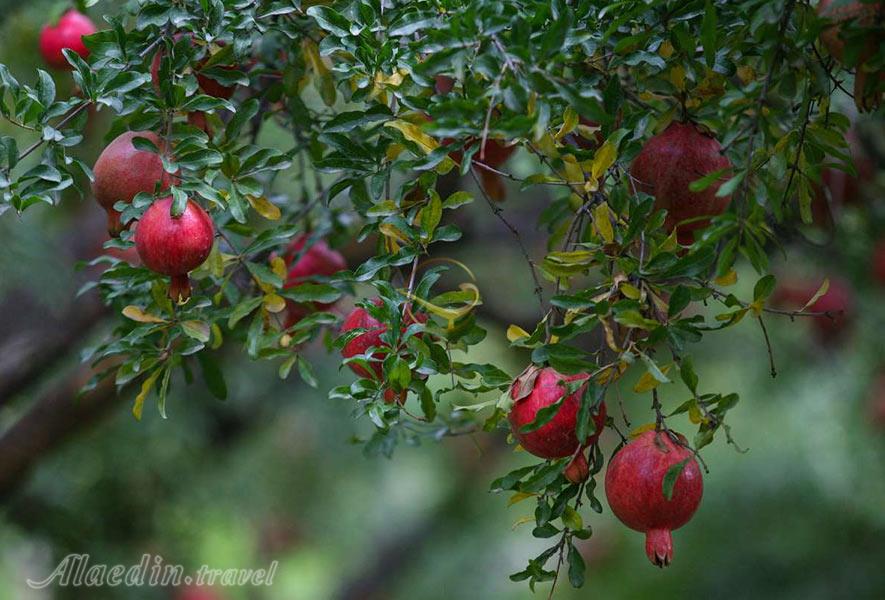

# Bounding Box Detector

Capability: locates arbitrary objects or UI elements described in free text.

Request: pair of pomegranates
[93,130,214,301]
[507,366,703,567]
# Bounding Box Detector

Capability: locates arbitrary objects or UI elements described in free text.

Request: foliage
[0,0,880,592]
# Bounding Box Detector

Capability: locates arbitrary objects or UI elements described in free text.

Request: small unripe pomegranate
[279,235,347,327]
[340,299,427,402]
[93,131,173,236]
[630,121,733,243]
[508,366,607,459]
[434,75,455,95]
[39,10,97,69]
[873,240,885,286]
[135,197,215,301]
[817,0,884,112]
[605,430,703,567]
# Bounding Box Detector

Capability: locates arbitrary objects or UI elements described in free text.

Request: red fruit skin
[151,37,239,99]
[135,197,215,301]
[508,367,607,459]
[605,430,703,567]
[630,121,732,240]
[280,234,347,328]
[434,75,455,95]
[340,299,427,380]
[39,10,97,69]
[873,240,885,286]
[564,452,590,484]
[92,131,173,237]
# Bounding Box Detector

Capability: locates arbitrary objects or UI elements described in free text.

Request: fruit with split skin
[135,196,215,302]
[604,430,703,567]
[39,10,97,69]
[92,131,174,237]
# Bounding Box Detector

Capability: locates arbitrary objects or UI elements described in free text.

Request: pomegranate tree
[135,197,215,301]
[630,121,733,244]
[605,430,703,567]
[92,131,173,236]
[279,235,347,327]
[39,10,96,69]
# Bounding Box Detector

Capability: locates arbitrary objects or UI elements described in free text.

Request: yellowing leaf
[122,305,167,324]
[714,269,738,286]
[508,491,537,507]
[659,40,674,59]
[247,195,281,221]
[669,65,686,91]
[737,65,755,85]
[591,141,617,181]
[511,515,535,530]
[593,202,614,244]
[132,369,162,421]
[210,323,223,350]
[507,324,531,342]
[555,106,579,141]
[561,154,585,184]
[270,256,288,281]
[263,293,287,314]
[384,120,439,155]
[629,422,657,438]
[801,278,830,312]
[633,370,662,393]
[620,282,642,300]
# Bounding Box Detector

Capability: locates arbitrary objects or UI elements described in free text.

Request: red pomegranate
[135,197,215,301]
[434,75,455,95]
[564,452,591,484]
[279,234,347,327]
[39,10,97,69]
[873,240,885,285]
[630,121,733,243]
[340,299,427,402]
[93,131,173,237]
[817,0,884,112]
[605,430,703,567]
[508,366,607,459]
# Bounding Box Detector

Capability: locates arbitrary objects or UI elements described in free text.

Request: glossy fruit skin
[39,10,97,69]
[605,430,703,567]
[630,121,732,242]
[279,235,347,327]
[93,131,173,237]
[135,197,215,301]
[508,367,607,459]
[817,0,884,112]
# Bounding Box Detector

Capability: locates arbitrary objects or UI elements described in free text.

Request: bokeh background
[1,2,884,599]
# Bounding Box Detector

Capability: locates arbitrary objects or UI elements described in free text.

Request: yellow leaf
[800,278,830,312]
[511,515,535,530]
[633,370,662,393]
[210,323,223,350]
[506,324,531,343]
[590,140,617,181]
[270,256,288,281]
[407,282,481,330]
[737,65,755,85]
[386,143,405,161]
[132,369,162,421]
[263,293,287,314]
[280,333,293,348]
[620,282,642,300]
[555,106,579,141]
[593,202,614,244]
[659,40,674,58]
[561,154,585,184]
[714,269,738,286]
[122,305,167,324]
[508,491,537,507]
[629,423,657,438]
[688,403,705,425]
[384,120,439,155]
[379,222,410,252]
[669,65,686,91]
[247,195,281,221]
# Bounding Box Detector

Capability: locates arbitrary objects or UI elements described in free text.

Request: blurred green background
[1,2,884,599]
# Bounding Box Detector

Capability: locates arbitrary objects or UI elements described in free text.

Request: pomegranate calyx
[645,528,674,568]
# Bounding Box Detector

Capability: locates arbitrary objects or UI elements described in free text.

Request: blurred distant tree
[0,0,882,592]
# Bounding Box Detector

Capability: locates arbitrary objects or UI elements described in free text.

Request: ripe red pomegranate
[92,131,173,237]
[630,121,733,244]
[605,430,703,567]
[340,299,427,403]
[564,452,591,484]
[873,240,885,285]
[508,366,607,459]
[39,10,97,69]
[817,0,884,112]
[279,234,347,327]
[434,74,455,95]
[135,197,215,301]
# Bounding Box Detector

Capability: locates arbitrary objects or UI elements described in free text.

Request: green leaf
[297,356,318,388]
[662,458,691,501]
[701,0,718,68]
[567,542,586,588]
[181,320,211,343]
[197,352,227,400]
[753,274,777,302]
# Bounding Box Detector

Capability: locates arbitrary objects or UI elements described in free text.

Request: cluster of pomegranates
[507,365,703,567]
